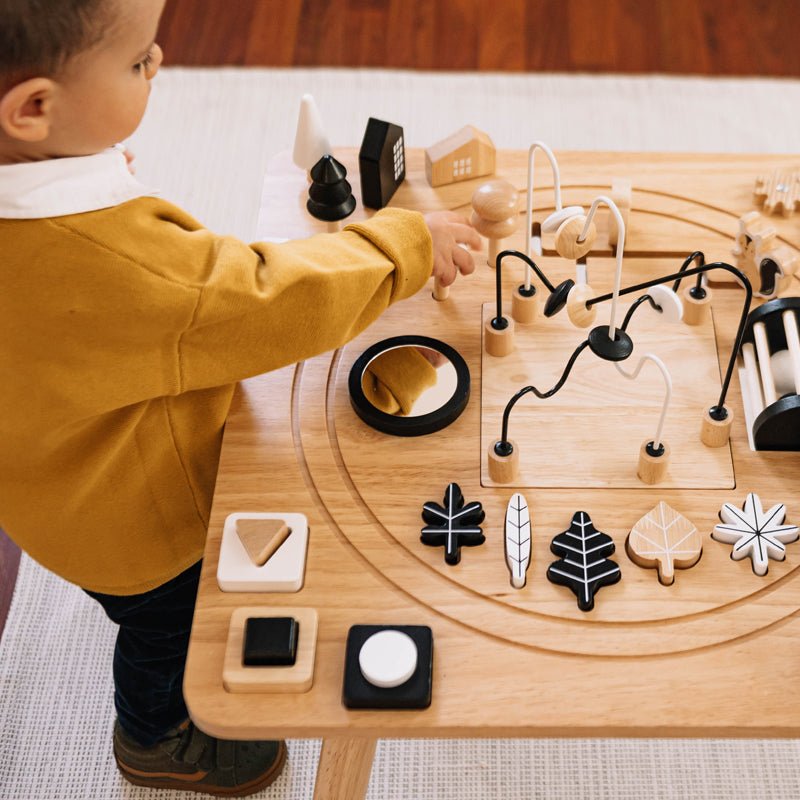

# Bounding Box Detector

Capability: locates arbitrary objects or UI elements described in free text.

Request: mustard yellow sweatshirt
[0,198,432,594]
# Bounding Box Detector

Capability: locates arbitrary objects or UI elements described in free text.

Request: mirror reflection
[361,345,458,418]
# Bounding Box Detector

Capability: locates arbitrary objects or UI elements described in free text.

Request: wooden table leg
[313,737,377,800]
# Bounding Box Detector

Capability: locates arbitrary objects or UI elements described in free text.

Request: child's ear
[0,78,56,142]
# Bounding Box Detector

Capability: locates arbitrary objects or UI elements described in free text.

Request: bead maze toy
[475,143,759,490]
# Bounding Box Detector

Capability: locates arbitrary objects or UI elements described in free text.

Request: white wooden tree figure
[293,94,331,173]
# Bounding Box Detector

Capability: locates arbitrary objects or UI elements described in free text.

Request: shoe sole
[115,740,287,797]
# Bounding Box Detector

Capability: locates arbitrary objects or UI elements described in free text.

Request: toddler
[0,0,480,794]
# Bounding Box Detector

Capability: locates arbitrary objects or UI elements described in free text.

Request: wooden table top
[185,148,800,740]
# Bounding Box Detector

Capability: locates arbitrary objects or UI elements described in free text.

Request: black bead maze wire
[586,259,752,419]
[671,250,707,299]
[620,293,661,331]
[493,256,753,457]
[491,249,557,330]
[494,339,592,456]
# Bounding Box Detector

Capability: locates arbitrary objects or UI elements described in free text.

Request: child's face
[49,0,165,156]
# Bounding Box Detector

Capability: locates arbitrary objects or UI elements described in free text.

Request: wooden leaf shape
[505,493,531,588]
[626,502,702,585]
[420,483,485,565]
[712,492,799,576]
[236,519,292,567]
[546,511,621,612]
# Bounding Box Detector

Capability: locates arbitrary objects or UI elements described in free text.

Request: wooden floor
[157,0,800,75]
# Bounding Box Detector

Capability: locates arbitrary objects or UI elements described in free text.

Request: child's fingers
[450,223,483,250]
[437,210,471,225]
[436,260,457,286]
[452,242,476,276]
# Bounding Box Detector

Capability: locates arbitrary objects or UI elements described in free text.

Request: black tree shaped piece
[420,483,485,565]
[307,154,356,223]
[546,511,621,611]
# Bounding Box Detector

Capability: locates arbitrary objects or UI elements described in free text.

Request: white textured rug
[4,68,800,800]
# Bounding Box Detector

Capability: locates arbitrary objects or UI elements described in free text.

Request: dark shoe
[113,720,287,797]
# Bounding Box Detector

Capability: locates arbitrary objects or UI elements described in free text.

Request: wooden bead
[471,179,520,222]
[566,284,597,328]
[511,289,539,325]
[488,439,519,484]
[484,317,515,357]
[682,285,712,326]
[701,406,734,448]
[637,440,671,485]
[555,215,596,259]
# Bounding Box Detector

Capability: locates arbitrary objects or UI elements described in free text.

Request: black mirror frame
[348,335,471,437]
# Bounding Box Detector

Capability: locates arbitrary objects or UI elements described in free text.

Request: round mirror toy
[349,335,470,436]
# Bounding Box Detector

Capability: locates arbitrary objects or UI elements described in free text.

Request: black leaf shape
[546,511,621,611]
[420,483,485,565]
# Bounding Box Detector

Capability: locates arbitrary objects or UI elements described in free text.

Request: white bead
[359,630,418,688]
[648,284,683,324]
[541,205,584,233]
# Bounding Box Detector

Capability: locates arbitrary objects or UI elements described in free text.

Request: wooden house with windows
[424,125,496,188]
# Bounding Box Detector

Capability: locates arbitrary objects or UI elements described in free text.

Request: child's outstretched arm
[36,200,480,407]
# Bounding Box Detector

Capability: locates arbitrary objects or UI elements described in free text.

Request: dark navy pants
[84,560,202,747]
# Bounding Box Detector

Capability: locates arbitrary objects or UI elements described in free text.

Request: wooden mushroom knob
[470,179,521,268]
[555,214,597,260]
[566,283,597,328]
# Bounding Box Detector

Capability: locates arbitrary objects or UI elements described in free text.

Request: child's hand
[424,211,482,288]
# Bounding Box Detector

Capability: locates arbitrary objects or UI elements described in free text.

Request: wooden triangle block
[236,518,292,567]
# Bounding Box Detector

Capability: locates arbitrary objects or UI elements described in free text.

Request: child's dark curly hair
[0,0,112,84]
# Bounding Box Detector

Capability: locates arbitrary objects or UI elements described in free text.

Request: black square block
[342,625,433,709]
[242,617,299,666]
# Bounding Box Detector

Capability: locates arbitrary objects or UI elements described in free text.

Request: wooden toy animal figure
[732,211,798,299]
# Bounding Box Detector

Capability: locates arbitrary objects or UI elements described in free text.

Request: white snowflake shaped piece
[712,493,799,576]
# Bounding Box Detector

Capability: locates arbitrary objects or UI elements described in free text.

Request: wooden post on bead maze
[488,439,519,483]
[682,285,712,326]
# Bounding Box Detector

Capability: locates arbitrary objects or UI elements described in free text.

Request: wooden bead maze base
[480,258,735,489]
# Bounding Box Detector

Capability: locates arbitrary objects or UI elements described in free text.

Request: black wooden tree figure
[307,154,356,231]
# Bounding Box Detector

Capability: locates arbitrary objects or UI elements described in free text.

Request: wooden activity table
[184,149,800,799]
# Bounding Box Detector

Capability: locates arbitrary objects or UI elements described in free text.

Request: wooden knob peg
[471,179,521,268]
[484,317,515,357]
[566,284,597,328]
[701,406,734,447]
[432,275,449,301]
[488,439,520,483]
[555,215,597,260]
[637,440,671,485]
[682,285,712,326]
